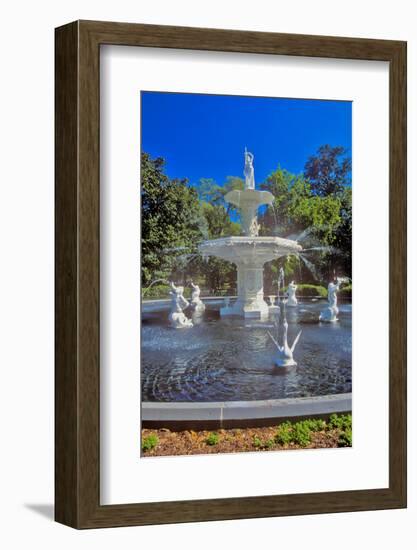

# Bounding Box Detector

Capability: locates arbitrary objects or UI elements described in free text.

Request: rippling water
[141,300,352,402]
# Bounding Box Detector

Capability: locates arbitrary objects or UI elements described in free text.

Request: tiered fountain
[198,149,302,319]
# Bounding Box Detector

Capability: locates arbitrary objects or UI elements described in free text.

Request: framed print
[55,20,406,528]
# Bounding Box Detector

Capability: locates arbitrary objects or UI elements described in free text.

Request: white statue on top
[286,281,298,307]
[168,282,193,328]
[319,278,342,323]
[190,282,205,313]
[244,148,255,190]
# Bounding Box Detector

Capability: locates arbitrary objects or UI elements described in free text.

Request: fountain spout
[268,267,301,367]
[268,320,302,368]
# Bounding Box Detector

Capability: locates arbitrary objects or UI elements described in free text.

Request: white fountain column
[239,262,269,317]
[221,260,269,318]
[241,204,258,236]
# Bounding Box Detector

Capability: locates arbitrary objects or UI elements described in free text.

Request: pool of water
[141,300,352,402]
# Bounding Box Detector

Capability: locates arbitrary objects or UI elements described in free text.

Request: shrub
[142,283,193,300]
[303,418,326,432]
[142,283,171,299]
[206,432,220,446]
[338,427,352,447]
[338,284,352,299]
[275,421,293,446]
[275,417,352,448]
[253,436,263,448]
[291,422,312,447]
[142,434,159,452]
[294,284,328,298]
[253,436,274,449]
[329,414,352,431]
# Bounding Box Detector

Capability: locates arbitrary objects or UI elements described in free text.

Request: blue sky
[141,91,352,187]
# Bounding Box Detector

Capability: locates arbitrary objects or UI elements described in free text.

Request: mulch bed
[141,426,344,457]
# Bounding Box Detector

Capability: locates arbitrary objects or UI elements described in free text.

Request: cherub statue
[168,282,193,328]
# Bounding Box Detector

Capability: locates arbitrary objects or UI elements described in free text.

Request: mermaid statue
[319,278,342,323]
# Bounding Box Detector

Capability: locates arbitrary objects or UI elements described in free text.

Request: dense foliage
[141,145,352,295]
[141,153,204,286]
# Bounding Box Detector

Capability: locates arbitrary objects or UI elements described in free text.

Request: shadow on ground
[24,504,54,521]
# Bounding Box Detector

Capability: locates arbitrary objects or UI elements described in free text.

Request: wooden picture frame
[55,20,407,528]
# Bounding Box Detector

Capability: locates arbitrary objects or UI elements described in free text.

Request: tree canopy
[304,144,351,197]
[141,153,204,285]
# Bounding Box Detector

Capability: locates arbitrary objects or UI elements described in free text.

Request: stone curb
[142,393,352,430]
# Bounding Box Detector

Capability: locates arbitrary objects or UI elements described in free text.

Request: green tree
[141,153,204,286]
[201,202,241,238]
[328,186,352,276]
[196,176,244,216]
[304,144,351,197]
[259,167,341,244]
[304,145,352,277]
[259,167,305,236]
[195,202,241,293]
[258,166,347,285]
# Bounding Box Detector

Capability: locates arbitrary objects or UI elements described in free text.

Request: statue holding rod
[244,147,255,190]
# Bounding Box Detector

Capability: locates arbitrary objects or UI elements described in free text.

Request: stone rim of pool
[142,393,352,430]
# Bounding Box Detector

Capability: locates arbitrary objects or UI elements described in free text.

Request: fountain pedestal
[221,263,269,318]
[200,236,301,319]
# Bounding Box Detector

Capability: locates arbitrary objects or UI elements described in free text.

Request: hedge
[142,283,192,300]
[338,284,352,298]
[290,284,328,298]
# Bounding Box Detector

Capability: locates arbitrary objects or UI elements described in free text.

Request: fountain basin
[199,236,301,263]
[198,236,302,318]
[141,300,352,403]
[224,189,274,237]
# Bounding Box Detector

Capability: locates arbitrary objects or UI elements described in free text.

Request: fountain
[286,281,298,307]
[141,151,351,412]
[168,281,193,328]
[190,282,205,313]
[198,149,302,318]
[319,278,342,323]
